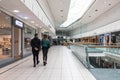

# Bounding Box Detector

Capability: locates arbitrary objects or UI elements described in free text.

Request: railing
[69,44,90,68]
[69,43,120,69]
[87,45,120,55]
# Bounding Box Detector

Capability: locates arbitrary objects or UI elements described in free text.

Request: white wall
[39,0,56,34]
[70,3,120,38]
[71,20,120,38]
[38,0,55,27]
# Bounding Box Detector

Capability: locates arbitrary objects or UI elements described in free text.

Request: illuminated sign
[14,19,23,28]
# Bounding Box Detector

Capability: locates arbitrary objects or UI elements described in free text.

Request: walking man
[31,33,41,67]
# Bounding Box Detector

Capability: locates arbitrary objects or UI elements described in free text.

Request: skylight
[60,0,94,28]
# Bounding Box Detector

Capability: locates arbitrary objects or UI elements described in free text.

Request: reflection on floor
[23,48,32,55]
[0,46,96,80]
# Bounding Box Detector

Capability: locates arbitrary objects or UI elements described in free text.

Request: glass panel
[24,25,35,55]
[0,11,12,61]
[87,45,120,68]
[69,43,120,69]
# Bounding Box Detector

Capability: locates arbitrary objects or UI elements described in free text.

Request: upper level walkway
[0,46,96,80]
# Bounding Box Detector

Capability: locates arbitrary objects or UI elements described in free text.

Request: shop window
[0,11,12,60]
[24,25,35,54]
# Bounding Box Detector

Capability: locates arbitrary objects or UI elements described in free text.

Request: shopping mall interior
[0,0,120,80]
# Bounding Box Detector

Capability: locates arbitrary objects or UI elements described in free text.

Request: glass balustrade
[69,43,120,69]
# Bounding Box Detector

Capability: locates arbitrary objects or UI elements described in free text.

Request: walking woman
[42,34,50,66]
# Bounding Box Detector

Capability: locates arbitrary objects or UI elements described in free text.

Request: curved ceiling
[0,0,56,35]
[46,0,71,30]
[0,0,120,34]
[47,0,120,31]
[66,0,120,31]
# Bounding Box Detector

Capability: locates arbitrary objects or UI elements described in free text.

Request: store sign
[14,19,23,28]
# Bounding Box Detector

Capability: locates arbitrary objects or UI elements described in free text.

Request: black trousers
[32,51,39,65]
[42,47,48,62]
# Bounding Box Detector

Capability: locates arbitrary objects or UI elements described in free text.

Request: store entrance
[14,27,22,60]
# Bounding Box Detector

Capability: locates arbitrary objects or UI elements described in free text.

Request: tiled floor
[0,46,96,80]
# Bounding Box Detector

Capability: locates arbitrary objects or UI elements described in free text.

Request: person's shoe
[37,61,40,64]
[43,62,46,66]
[45,61,47,64]
[33,64,36,67]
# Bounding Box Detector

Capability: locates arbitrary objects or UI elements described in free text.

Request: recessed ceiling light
[31,21,35,23]
[36,24,38,26]
[39,26,42,28]
[95,9,98,12]
[108,4,111,6]
[13,10,20,13]
[60,10,63,12]
[23,17,28,19]
[89,16,91,17]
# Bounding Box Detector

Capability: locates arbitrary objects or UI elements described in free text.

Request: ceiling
[0,0,55,35]
[67,0,120,31]
[0,0,120,35]
[46,0,120,31]
[46,0,71,29]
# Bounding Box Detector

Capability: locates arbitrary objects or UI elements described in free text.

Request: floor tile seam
[63,51,74,80]
[49,52,62,80]
[0,58,30,75]
[38,51,60,80]
[67,49,90,80]
[24,67,46,80]
[70,52,96,80]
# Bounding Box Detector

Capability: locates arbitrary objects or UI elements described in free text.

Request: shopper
[42,34,50,66]
[31,33,41,67]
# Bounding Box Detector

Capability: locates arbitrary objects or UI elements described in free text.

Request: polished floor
[0,46,96,80]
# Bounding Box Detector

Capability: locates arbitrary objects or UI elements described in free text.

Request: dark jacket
[31,37,41,52]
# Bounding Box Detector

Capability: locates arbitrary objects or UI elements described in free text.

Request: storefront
[0,10,24,65]
[0,10,37,66]
[13,19,24,60]
[23,24,35,56]
[98,34,104,45]
[0,11,12,62]
[111,31,120,44]
[79,36,99,44]
[103,33,111,45]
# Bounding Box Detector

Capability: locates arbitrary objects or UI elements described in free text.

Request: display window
[0,11,12,60]
[111,31,120,44]
[24,25,35,55]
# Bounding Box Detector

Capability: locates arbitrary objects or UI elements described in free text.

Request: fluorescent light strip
[60,0,94,28]
[36,24,38,26]
[31,21,35,23]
